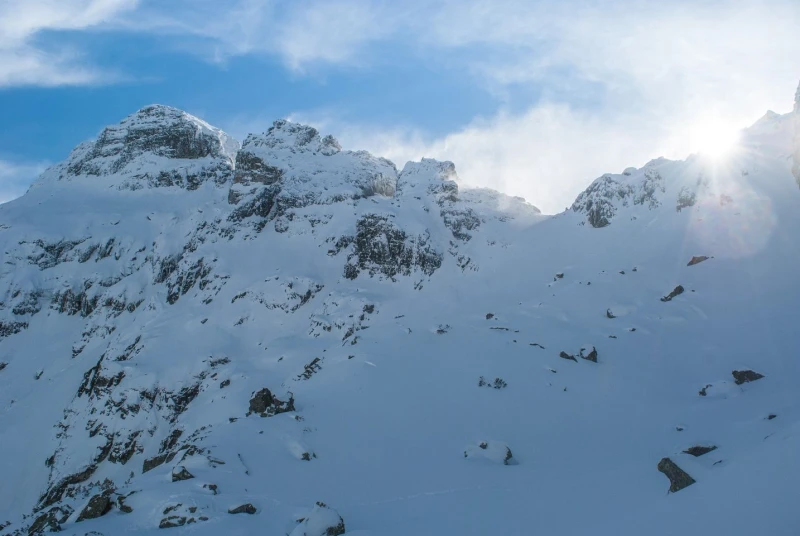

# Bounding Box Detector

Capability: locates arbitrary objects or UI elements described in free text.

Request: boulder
[248,387,295,417]
[683,445,717,457]
[171,465,194,482]
[660,285,685,302]
[159,516,187,528]
[732,370,764,385]
[559,351,577,362]
[228,503,257,515]
[687,255,709,266]
[77,493,112,522]
[580,347,598,363]
[657,457,695,492]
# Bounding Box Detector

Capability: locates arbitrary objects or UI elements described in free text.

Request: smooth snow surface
[1,97,799,535]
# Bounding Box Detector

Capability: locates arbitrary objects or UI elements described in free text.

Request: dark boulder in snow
[559,351,578,362]
[228,503,257,515]
[580,347,598,363]
[171,465,194,482]
[683,445,717,457]
[687,256,710,266]
[291,502,345,536]
[159,515,187,528]
[660,285,685,302]
[732,370,764,385]
[247,388,294,417]
[657,457,696,493]
[77,493,112,522]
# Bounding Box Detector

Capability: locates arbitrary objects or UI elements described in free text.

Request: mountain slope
[1,89,799,536]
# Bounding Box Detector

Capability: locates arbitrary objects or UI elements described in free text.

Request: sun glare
[688,118,741,160]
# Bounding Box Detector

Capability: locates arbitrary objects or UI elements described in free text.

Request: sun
[688,118,741,160]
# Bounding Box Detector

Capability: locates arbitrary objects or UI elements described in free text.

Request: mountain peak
[33,104,238,192]
[243,119,341,156]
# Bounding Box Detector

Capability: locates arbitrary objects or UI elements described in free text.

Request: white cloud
[0,160,48,204]
[286,0,800,213]
[0,0,137,87]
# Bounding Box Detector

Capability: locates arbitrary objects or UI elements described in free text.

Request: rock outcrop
[657,457,696,493]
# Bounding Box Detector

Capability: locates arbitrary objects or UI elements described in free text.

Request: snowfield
[1,89,800,535]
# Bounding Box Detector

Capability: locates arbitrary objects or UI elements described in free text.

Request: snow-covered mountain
[1,84,799,536]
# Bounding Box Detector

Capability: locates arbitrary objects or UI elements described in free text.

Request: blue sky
[1,0,799,212]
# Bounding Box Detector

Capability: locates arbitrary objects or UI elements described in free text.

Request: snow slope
[1,86,799,535]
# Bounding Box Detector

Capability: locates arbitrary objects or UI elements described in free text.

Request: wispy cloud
[0,0,137,87]
[0,159,48,204]
[283,0,800,212]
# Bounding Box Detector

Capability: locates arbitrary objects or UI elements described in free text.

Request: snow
[1,91,800,535]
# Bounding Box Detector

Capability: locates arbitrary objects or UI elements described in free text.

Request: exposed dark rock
[27,238,86,269]
[559,351,577,362]
[171,466,194,482]
[228,184,281,230]
[220,379,231,389]
[36,464,97,510]
[732,370,764,385]
[478,376,507,389]
[234,150,284,185]
[228,503,257,515]
[580,347,598,363]
[143,452,177,473]
[248,387,273,414]
[687,255,710,266]
[248,388,295,417]
[606,309,616,319]
[298,358,323,380]
[660,285,685,302]
[698,384,711,396]
[485,313,494,319]
[77,494,112,522]
[683,445,717,457]
[767,414,777,420]
[159,516,187,529]
[0,320,28,339]
[118,495,134,513]
[28,506,73,534]
[657,457,696,492]
[334,214,442,280]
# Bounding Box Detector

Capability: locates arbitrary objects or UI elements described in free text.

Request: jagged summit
[30,104,239,193]
[243,119,342,156]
